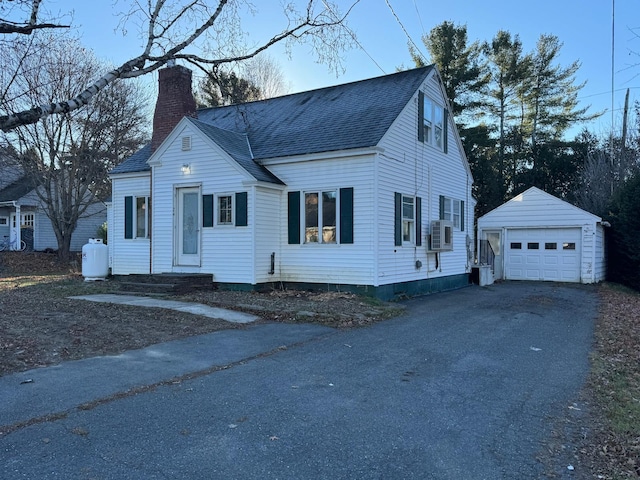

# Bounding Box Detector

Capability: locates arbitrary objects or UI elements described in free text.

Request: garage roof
[478,187,601,228]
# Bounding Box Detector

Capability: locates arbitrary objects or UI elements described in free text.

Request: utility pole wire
[412,0,425,34]
[611,0,615,194]
[384,0,428,62]
[321,0,386,74]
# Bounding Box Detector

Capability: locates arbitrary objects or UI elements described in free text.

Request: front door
[175,187,201,266]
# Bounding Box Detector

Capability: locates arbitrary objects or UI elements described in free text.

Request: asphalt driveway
[0,282,597,479]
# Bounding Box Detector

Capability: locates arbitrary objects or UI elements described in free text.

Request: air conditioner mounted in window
[430,220,453,251]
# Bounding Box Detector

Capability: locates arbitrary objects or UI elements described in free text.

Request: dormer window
[418,91,448,153]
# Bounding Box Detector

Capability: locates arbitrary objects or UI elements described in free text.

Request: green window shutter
[339,187,354,244]
[394,192,402,246]
[443,108,449,154]
[202,194,213,228]
[418,91,425,143]
[439,195,445,220]
[461,200,465,232]
[416,196,422,246]
[235,192,248,226]
[287,191,300,244]
[124,196,133,239]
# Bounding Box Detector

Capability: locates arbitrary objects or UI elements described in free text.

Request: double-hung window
[418,91,447,152]
[218,195,233,225]
[124,195,149,239]
[304,190,337,244]
[440,195,464,230]
[423,97,433,145]
[287,188,353,245]
[394,193,422,247]
[202,192,248,228]
[402,196,415,244]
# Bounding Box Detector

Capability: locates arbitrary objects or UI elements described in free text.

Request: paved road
[0,282,597,479]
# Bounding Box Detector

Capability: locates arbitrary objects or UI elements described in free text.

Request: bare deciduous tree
[0,0,68,35]
[1,34,149,259]
[0,0,358,131]
[243,54,290,99]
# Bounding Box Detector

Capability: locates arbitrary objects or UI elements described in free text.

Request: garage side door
[505,228,581,282]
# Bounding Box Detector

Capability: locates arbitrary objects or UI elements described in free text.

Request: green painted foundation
[216,273,472,301]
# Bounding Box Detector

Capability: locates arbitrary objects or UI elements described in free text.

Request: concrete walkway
[70,294,259,324]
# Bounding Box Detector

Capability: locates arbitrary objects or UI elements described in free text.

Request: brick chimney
[151,64,197,153]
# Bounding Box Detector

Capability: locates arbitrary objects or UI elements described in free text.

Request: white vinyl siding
[269,154,376,286]
[110,173,151,274]
[151,123,255,282]
[376,71,473,286]
[253,186,281,284]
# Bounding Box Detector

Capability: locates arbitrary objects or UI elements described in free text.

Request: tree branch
[1,0,357,131]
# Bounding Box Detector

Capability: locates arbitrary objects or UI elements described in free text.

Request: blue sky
[51,0,638,137]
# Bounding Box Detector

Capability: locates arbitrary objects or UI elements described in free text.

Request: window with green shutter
[124,195,149,238]
[395,193,420,246]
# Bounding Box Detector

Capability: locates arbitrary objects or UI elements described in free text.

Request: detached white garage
[477,187,605,284]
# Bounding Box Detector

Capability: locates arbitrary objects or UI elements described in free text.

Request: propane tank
[82,238,109,281]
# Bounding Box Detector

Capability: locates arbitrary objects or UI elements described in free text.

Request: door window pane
[527,242,539,249]
[182,192,198,254]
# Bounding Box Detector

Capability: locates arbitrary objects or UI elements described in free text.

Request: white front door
[175,187,201,266]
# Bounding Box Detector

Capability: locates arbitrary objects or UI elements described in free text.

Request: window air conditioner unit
[430,220,453,251]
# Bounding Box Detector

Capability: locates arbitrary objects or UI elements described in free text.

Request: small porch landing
[112,273,214,295]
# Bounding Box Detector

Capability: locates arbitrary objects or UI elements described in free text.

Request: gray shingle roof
[111,66,433,179]
[198,66,433,160]
[110,144,152,175]
[0,175,38,203]
[187,119,283,184]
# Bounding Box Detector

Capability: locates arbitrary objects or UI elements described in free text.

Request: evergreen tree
[483,31,531,201]
[607,173,640,290]
[198,68,262,107]
[411,21,488,119]
[521,35,596,145]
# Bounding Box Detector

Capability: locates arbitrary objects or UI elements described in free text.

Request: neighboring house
[108,64,475,299]
[477,187,606,284]
[0,167,106,252]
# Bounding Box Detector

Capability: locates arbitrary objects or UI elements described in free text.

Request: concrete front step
[113,274,215,294]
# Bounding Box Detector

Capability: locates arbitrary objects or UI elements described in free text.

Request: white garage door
[505,228,581,282]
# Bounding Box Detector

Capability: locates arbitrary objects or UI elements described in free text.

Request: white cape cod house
[108,64,475,299]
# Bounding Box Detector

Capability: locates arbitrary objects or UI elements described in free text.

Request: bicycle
[0,235,27,251]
